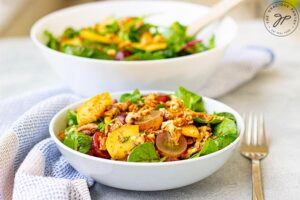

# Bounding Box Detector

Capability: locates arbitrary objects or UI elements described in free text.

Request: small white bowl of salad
[50,87,244,191]
[31,1,238,97]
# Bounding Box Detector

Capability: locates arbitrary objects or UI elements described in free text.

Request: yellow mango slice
[61,37,82,46]
[181,125,200,138]
[132,43,167,52]
[106,125,139,160]
[77,92,113,126]
[80,29,119,44]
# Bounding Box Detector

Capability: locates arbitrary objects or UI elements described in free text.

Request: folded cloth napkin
[0,46,273,200]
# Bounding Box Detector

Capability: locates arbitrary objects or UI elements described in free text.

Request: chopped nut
[77,123,99,135]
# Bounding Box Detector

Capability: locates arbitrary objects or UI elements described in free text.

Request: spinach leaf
[193,117,223,125]
[128,142,160,162]
[63,27,79,39]
[155,103,166,110]
[213,118,238,137]
[214,134,237,149]
[61,45,113,60]
[104,20,119,34]
[44,30,59,50]
[163,22,192,53]
[216,112,236,123]
[63,131,79,150]
[67,110,78,126]
[77,133,92,153]
[175,86,205,112]
[124,51,165,61]
[120,89,143,103]
[213,117,238,149]
[190,138,218,158]
[63,131,92,154]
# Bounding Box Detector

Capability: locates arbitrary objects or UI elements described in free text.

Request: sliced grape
[134,110,163,131]
[156,131,187,157]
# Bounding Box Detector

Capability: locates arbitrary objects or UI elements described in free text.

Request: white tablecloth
[1,21,300,199]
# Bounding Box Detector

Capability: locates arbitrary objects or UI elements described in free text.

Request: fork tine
[258,114,267,146]
[253,114,258,145]
[241,113,246,144]
[247,113,253,145]
[242,113,253,145]
[242,113,248,145]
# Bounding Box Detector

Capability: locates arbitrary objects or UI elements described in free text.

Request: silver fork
[240,113,269,200]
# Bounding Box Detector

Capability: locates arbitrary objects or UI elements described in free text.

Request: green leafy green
[190,138,218,158]
[98,119,106,132]
[162,22,192,53]
[120,89,143,103]
[213,118,238,149]
[124,51,165,61]
[216,112,236,123]
[63,131,79,150]
[77,133,92,153]
[63,130,92,154]
[104,20,119,34]
[128,142,160,162]
[214,134,237,149]
[175,86,205,112]
[63,27,79,39]
[155,103,166,110]
[213,118,238,137]
[193,117,222,125]
[67,110,78,126]
[44,30,59,50]
[200,138,219,155]
[61,45,113,60]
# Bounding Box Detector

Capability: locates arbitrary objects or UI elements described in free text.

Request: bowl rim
[30,0,238,65]
[49,90,244,167]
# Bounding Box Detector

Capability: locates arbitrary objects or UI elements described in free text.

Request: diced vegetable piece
[77,92,113,126]
[181,125,199,138]
[134,110,163,131]
[106,125,139,160]
[156,95,169,103]
[156,131,187,157]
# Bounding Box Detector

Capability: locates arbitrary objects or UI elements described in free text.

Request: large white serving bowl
[31,1,238,97]
[49,91,244,191]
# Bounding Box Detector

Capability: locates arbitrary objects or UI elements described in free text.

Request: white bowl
[49,91,244,191]
[31,1,238,97]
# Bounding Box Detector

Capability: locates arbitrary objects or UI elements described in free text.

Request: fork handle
[252,159,264,200]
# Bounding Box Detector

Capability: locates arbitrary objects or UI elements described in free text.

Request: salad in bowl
[58,87,238,162]
[44,16,215,61]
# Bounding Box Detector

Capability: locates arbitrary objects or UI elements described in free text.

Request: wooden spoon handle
[187,0,244,36]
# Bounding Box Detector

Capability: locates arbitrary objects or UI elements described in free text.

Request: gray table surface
[1,21,300,199]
